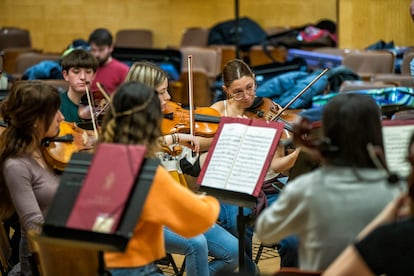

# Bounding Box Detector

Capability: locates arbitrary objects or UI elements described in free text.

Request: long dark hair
[99,81,162,157]
[321,93,384,168]
[0,80,60,219]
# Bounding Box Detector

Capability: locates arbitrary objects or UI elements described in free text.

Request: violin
[162,101,221,137]
[42,121,95,171]
[78,97,109,121]
[244,97,301,141]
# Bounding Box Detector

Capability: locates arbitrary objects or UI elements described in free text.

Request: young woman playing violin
[124,61,243,276]
[0,80,65,275]
[194,59,302,269]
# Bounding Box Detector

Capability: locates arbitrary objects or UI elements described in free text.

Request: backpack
[207,17,267,51]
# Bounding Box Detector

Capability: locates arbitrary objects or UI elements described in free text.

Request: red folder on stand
[66,143,146,233]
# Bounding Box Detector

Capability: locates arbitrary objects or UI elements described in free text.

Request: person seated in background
[99,81,220,276]
[88,28,129,95]
[59,49,98,124]
[255,93,404,272]
[0,80,65,275]
[323,132,414,276]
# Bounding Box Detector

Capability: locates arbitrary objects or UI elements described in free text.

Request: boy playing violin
[60,49,98,124]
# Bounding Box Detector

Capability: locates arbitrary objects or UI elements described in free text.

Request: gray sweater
[4,155,60,235]
[255,166,403,271]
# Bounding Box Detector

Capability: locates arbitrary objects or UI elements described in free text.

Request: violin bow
[187,55,195,138]
[273,68,330,120]
[84,81,99,140]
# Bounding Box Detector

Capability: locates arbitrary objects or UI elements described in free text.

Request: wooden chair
[373,50,414,87]
[179,46,221,84]
[114,29,153,48]
[14,52,61,78]
[0,27,32,50]
[180,27,210,47]
[342,50,396,79]
[339,80,397,92]
[174,68,213,107]
[247,45,288,67]
[2,47,38,76]
[27,231,102,276]
[209,45,237,70]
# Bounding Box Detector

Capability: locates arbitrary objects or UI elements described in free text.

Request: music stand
[199,187,256,273]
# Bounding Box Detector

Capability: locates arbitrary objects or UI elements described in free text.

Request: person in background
[60,49,98,123]
[0,81,65,275]
[191,59,301,270]
[124,61,240,276]
[99,81,220,275]
[323,132,414,276]
[255,93,403,271]
[88,28,129,94]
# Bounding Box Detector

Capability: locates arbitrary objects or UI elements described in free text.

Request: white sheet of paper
[382,124,414,179]
[201,122,277,194]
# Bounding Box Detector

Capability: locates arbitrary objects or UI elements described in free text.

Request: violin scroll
[290,117,338,159]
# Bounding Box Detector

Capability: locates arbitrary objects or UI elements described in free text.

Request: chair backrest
[339,80,397,92]
[209,45,237,70]
[2,47,38,75]
[180,27,210,47]
[15,52,61,76]
[248,45,288,67]
[179,46,221,83]
[173,68,212,107]
[114,29,153,48]
[401,50,414,75]
[342,50,395,75]
[0,27,32,50]
[27,231,100,276]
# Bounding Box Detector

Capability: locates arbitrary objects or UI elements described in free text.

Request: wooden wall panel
[339,0,414,49]
[0,0,336,53]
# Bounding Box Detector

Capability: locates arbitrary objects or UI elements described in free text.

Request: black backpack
[207,17,267,51]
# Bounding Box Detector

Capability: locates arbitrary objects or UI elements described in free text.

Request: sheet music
[201,122,277,194]
[382,124,414,179]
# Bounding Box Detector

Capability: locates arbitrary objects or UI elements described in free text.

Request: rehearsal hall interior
[2,0,414,275]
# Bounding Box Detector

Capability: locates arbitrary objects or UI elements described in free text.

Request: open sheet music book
[382,120,414,179]
[197,117,284,197]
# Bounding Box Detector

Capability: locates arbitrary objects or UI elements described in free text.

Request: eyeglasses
[231,85,256,101]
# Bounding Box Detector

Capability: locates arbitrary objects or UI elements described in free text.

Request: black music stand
[43,152,159,275]
[199,186,256,273]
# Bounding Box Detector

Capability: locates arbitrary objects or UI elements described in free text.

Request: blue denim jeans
[218,203,257,274]
[110,262,163,276]
[165,224,238,276]
[219,193,299,271]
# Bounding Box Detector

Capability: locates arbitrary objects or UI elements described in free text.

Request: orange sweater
[104,166,219,268]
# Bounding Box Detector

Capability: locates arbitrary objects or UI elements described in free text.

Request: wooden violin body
[244,97,301,141]
[162,101,221,137]
[42,121,95,171]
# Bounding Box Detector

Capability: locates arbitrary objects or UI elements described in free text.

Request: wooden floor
[158,234,280,275]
